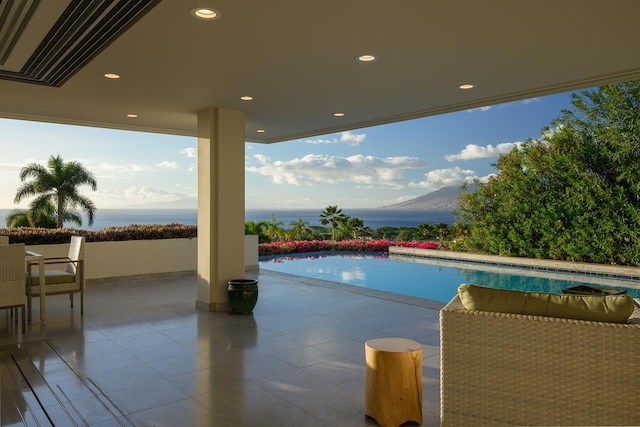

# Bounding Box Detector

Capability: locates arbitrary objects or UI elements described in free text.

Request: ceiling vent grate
[0,0,160,87]
[0,0,40,66]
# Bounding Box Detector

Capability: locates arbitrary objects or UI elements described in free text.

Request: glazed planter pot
[227,279,259,314]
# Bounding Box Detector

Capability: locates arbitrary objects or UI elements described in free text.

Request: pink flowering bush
[1,223,197,245]
[259,239,440,256]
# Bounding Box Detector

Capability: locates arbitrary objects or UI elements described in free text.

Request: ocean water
[0,208,454,230]
[246,208,454,229]
[0,209,197,230]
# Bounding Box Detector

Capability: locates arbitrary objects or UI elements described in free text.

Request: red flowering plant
[1,223,197,245]
[258,239,440,256]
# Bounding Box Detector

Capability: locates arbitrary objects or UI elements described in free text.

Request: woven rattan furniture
[27,236,85,318]
[0,243,27,332]
[440,294,640,426]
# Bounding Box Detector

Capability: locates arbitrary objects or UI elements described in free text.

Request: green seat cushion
[458,283,634,323]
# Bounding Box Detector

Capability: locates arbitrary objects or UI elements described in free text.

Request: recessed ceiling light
[240,96,253,101]
[356,54,377,62]
[104,73,120,79]
[190,8,220,20]
[256,129,266,133]
[458,83,475,90]
[333,112,345,117]
[126,114,138,118]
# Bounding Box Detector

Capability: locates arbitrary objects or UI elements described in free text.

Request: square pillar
[196,108,245,311]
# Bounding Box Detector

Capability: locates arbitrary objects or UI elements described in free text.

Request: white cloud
[409,166,493,191]
[305,137,338,144]
[96,162,152,173]
[540,125,561,141]
[304,130,367,146]
[522,97,541,104]
[467,106,492,113]
[445,126,561,162]
[246,153,425,189]
[157,161,178,169]
[253,154,271,165]
[89,185,198,208]
[180,147,196,158]
[122,186,194,201]
[445,141,523,161]
[0,162,23,173]
[339,131,366,145]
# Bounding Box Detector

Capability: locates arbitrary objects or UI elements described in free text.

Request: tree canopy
[457,80,640,265]
[5,202,57,229]
[14,154,98,228]
[319,205,348,240]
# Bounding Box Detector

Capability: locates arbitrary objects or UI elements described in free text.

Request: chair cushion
[458,283,634,323]
[27,270,75,286]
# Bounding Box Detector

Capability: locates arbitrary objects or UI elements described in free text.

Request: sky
[0,90,578,210]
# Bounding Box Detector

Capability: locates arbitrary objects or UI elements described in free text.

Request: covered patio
[2,1,640,425]
[1,0,640,313]
[1,271,442,426]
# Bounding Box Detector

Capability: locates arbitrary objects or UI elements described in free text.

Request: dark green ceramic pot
[227,279,259,314]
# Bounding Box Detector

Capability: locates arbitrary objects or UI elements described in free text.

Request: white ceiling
[1,0,639,143]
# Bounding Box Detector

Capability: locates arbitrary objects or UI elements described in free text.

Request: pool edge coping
[390,247,640,283]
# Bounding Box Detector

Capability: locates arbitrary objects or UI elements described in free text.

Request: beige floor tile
[1,269,443,426]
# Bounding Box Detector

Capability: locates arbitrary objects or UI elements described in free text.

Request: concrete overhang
[0,0,638,143]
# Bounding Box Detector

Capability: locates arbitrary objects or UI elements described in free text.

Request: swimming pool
[259,251,640,302]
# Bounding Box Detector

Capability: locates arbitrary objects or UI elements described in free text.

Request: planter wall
[244,234,259,271]
[26,235,259,283]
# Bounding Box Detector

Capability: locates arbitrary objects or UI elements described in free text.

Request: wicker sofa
[440,294,640,426]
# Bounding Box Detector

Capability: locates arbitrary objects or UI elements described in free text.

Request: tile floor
[0,269,444,426]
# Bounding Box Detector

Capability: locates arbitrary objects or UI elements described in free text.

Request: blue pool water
[260,252,640,303]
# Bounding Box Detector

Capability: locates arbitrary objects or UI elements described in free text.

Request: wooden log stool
[365,338,423,426]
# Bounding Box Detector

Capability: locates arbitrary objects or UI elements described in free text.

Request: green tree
[5,203,57,229]
[458,80,640,265]
[14,155,97,228]
[343,217,368,239]
[432,221,452,241]
[264,214,285,242]
[245,220,269,243]
[416,221,432,240]
[319,205,347,240]
[371,226,399,240]
[288,217,310,240]
[396,229,413,241]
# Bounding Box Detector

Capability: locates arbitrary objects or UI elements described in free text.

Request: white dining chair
[27,236,85,317]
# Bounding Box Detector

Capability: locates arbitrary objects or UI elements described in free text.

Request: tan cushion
[458,283,634,323]
[27,270,75,286]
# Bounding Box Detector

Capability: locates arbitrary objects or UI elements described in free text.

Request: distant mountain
[381,184,477,210]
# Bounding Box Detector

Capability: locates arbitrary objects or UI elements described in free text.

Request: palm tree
[5,202,57,229]
[264,214,285,242]
[245,220,265,235]
[344,217,368,239]
[14,155,97,228]
[288,217,310,240]
[245,220,268,243]
[319,205,347,240]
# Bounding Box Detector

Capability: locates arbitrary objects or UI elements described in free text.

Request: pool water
[260,251,640,303]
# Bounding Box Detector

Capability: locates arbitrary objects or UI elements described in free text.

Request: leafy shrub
[0,223,197,245]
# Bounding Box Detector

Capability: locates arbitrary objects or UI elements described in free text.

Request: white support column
[196,108,246,311]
